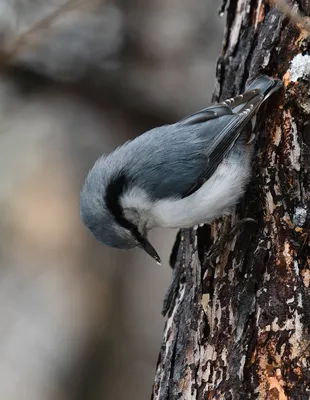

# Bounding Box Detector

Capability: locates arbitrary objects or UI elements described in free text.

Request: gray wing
[118,78,280,200]
[175,78,281,197]
[180,104,259,197]
[123,96,259,201]
[150,92,262,199]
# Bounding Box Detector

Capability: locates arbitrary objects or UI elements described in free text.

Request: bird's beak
[139,237,161,265]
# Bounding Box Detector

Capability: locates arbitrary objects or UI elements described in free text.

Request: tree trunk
[152,1,310,398]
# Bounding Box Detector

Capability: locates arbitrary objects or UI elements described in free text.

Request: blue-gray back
[104,112,240,199]
[100,75,282,200]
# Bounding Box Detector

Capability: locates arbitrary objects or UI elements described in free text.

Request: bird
[80,75,282,264]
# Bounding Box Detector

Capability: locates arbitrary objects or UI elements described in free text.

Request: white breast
[120,151,252,230]
[152,153,252,228]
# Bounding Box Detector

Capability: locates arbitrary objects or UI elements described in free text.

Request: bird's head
[80,157,161,264]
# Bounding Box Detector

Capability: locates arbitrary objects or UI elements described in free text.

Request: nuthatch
[80,75,282,264]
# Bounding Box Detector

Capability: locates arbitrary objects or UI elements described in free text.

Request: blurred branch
[0,0,102,67]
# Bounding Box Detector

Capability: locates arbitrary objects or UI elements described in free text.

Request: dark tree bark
[152,1,310,398]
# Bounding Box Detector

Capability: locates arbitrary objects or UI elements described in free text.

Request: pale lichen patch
[286,296,295,304]
[254,0,264,29]
[262,53,270,68]
[283,240,293,266]
[273,125,282,146]
[266,191,276,214]
[290,121,301,171]
[288,53,310,82]
[229,299,235,327]
[293,206,307,227]
[227,0,247,54]
[294,260,299,276]
[238,354,246,380]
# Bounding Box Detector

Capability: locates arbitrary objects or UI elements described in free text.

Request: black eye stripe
[105,173,127,221]
[105,173,144,243]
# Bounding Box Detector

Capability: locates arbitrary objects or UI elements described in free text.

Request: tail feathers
[227,76,282,114]
[232,75,282,115]
[246,75,283,101]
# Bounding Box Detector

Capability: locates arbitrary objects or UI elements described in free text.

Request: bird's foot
[204,217,257,268]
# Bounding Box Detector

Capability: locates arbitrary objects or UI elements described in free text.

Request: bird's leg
[229,217,257,236]
[204,215,232,268]
[204,215,257,268]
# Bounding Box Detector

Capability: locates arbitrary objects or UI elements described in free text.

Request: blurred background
[0,0,224,399]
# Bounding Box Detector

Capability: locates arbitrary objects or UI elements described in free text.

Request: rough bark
[152,1,310,399]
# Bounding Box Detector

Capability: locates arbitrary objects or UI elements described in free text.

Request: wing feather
[120,76,281,200]
[180,93,263,197]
